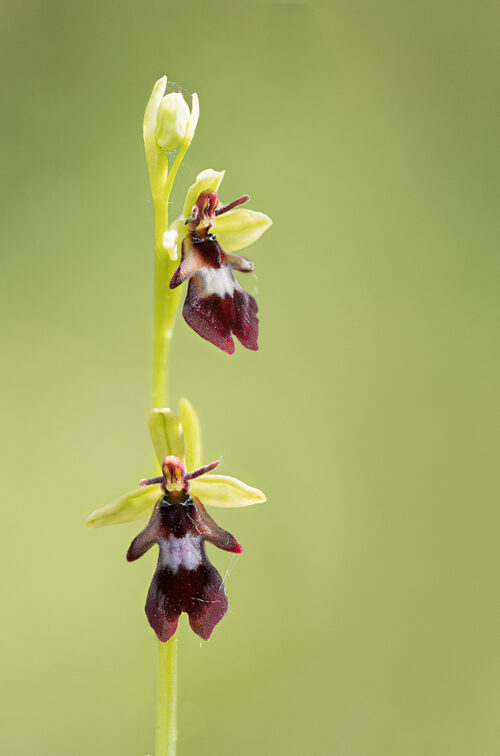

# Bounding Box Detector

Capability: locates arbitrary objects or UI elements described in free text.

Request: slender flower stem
[155,635,178,756]
[152,199,182,409]
[152,196,182,756]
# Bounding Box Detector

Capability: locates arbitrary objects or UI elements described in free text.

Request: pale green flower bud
[156,92,190,150]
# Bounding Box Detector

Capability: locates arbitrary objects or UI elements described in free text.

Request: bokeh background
[1,1,499,754]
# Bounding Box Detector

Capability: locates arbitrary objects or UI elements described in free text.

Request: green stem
[152,199,182,408]
[152,196,182,756]
[155,635,179,756]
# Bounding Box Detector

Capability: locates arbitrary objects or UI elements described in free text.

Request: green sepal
[214,208,272,252]
[149,408,185,465]
[86,485,160,528]
[178,398,202,471]
[190,474,266,508]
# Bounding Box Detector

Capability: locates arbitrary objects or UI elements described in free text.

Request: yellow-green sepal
[149,408,184,465]
[190,474,266,508]
[183,169,225,219]
[178,398,202,470]
[214,208,272,252]
[86,485,160,528]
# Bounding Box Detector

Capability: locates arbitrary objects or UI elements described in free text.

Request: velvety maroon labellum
[170,191,259,354]
[128,457,242,641]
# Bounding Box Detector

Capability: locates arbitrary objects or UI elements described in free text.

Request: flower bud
[156,93,190,150]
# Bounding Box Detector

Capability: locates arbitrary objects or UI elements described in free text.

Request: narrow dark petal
[185,459,220,481]
[139,476,163,487]
[215,194,250,216]
[232,287,259,351]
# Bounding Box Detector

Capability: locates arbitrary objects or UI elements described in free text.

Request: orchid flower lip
[127,487,241,641]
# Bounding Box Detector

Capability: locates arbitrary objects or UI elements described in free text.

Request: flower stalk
[156,635,178,756]
[146,78,187,756]
[153,198,181,408]
[152,195,180,756]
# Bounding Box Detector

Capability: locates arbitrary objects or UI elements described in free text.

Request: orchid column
[87,76,271,756]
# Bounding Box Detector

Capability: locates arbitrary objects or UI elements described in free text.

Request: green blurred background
[1,1,499,754]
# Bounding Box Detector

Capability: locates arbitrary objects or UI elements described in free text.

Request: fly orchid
[128,455,241,641]
[87,401,266,639]
[166,170,272,354]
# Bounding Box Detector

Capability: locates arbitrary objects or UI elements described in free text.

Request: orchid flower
[87,401,265,639]
[165,170,272,354]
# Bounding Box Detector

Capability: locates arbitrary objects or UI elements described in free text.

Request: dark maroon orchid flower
[169,190,265,354]
[127,455,242,642]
